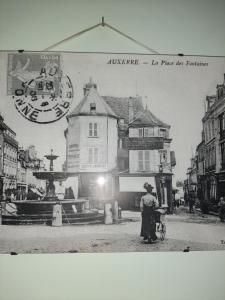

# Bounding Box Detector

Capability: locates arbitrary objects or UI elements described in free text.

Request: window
[144,150,150,170]
[90,103,96,112]
[89,123,98,137]
[138,150,150,171]
[144,127,154,137]
[160,150,167,163]
[159,129,167,138]
[138,128,143,137]
[138,151,143,170]
[219,113,225,133]
[205,125,208,142]
[221,143,225,168]
[88,148,98,163]
[144,128,148,137]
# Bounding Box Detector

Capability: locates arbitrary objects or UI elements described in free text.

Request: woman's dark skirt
[140,206,157,241]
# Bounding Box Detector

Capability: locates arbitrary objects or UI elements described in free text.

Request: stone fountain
[2,150,104,225]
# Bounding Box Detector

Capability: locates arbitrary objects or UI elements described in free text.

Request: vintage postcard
[0,51,225,253]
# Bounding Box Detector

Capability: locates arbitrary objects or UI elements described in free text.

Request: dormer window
[159,129,167,138]
[90,103,96,112]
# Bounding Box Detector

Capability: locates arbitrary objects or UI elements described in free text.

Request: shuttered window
[88,148,98,163]
[138,151,144,170]
[138,150,159,172]
[89,123,98,137]
[144,150,150,170]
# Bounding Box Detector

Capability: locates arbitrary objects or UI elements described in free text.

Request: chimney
[206,95,216,110]
[128,98,134,123]
[83,77,97,95]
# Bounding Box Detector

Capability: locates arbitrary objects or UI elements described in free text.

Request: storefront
[118,173,172,211]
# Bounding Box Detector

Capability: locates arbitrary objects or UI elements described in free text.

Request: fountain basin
[2,199,104,225]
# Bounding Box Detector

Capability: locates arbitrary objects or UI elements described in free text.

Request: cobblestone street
[0,206,225,254]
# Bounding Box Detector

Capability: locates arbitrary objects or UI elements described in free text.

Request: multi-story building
[194,74,225,210]
[114,103,175,210]
[65,79,176,211]
[186,156,198,196]
[65,80,118,202]
[2,122,18,195]
[17,145,46,199]
[0,114,6,199]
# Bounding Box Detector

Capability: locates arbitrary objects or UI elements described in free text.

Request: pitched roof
[67,87,117,119]
[103,96,144,123]
[129,109,170,128]
[67,81,170,128]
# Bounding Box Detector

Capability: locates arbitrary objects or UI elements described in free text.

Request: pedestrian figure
[140,183,159,244]
[218,197,225,222]
[10,192,15,202]
[188,190,195,213]
[184,192,188,207]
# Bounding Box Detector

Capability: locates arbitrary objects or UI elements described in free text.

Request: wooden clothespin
[101,16,105,27]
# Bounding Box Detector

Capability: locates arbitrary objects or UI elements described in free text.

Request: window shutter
[88,148,93,163]
[138,128,143,137]
[89,123,93,136]
[94,148,98,162]
[144,128,148,137]
[138,150,143,170]
[94,123,97,137]
[144,150,150,170]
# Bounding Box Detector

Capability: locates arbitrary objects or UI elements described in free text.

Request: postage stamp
[7,52,73,124]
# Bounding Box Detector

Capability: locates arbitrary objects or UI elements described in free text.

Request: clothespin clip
[101,16,105,27]
[18,49,24,53]
[178,53,184,56]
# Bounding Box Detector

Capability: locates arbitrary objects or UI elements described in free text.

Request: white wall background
[0,1,225,300]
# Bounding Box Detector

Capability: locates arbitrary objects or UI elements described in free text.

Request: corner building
[65,80,175,211]
[65,81,118,203]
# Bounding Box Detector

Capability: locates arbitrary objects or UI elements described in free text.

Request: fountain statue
[2,150,104,225]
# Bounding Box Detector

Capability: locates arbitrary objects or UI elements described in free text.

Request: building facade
[17,145,46,199]
[65,80,118,203]
[2,122,18,195]
[0,115,6,199]
[194,74,225,211]
[116,106,175,211]
[65,80,176,211]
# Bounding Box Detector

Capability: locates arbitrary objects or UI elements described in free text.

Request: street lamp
[159,164,165,206]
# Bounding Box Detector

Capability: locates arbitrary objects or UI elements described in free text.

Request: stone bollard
[118,206,122,219]
[84,200,90,210]
[52,204,62,227]
[104,203,113,224]
[112,201,119,222]
[0,202,6,225]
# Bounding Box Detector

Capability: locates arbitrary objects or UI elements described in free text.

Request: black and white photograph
[0,51,225,253]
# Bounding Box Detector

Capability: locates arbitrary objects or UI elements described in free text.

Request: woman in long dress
[140,183,159,243]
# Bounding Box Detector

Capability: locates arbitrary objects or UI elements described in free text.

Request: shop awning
[119,176,156,192]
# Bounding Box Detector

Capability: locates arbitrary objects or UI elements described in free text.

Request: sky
[0,51,225,181]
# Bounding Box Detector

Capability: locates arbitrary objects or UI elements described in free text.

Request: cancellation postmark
[8,53,73,124]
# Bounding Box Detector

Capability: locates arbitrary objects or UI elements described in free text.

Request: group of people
[140,182,159,244]
[219,197,225,222]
